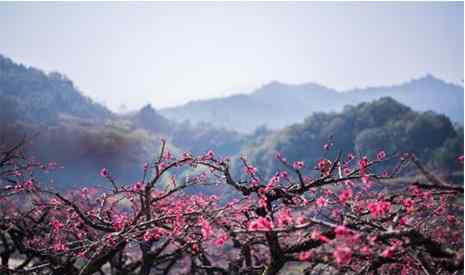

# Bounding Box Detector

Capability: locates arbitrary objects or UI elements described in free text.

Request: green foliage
[241,98,463,178]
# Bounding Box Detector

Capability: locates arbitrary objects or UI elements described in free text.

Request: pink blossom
[315,196,327,208]
[143,227,165,241]
[381,246,396,258]
[410,185,423,197]
[199,218,212,240]
[23,179,34,190]
[258,196,268,209]
[276,153,287,163]
[296,215,306,225]
[367,200,391,218]
[343,167,352,176]
[99,168,109,178]
[158,162,167,171]
[311,229,321,240]
[132,181,144,192]
[248,217,273,231]
[269,175,280,185]
[182,152,193,160]
[359,156,369,177]
[360,246,372,256]
[447,215,456,225]
[53,242,67,253]
[251,178,260,186]
[292,161,305,170]
[368,235,378,246]
[214,234,229,246]
[276,208,293,227]
[335,225,351,237]
[338,189,353,204]
[347,153,355,161]
[244,165,257,176]
[264,176,280,191]
[279,170,289,179]
[344,180,354,187]
[204,150,215,160]
[311,229,330,242]
[298,250,312,261]
[399,216,411,226]
[381,240,402,258]
[376,150,386,161]
[401,198,414,210]
[51,219,64,233]
[112,214,128,231]
[333,246,352,265]
[163,151,173,161]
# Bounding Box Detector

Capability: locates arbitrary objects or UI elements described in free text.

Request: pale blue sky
[0,2,463,111]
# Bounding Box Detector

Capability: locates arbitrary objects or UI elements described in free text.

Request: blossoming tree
[0,138,463,275]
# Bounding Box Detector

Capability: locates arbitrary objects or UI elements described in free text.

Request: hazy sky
[1,2,463,111]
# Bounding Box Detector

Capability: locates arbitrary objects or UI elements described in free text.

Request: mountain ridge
[161,74,464,133]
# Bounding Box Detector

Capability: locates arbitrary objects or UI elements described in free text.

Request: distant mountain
[161,76,464,133]
[129,104,172,134]
[347,74,464,125]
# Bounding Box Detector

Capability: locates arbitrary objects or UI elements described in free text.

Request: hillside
[238,97,463,179]
[161,76,464,133]
[0,55,112,124]
[0,55,244,188]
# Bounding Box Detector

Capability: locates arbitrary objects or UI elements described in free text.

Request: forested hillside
[239,98,463,180]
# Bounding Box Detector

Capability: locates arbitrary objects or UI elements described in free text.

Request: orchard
[0,138,463,275]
